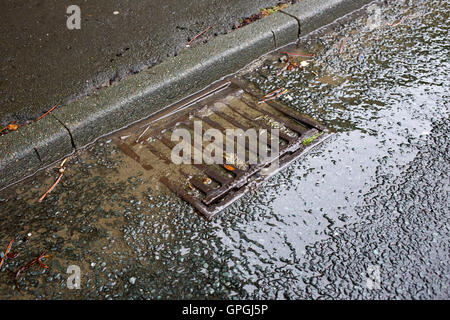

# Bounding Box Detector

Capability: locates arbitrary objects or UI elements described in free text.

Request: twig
[280,51,315,57]
[14,251,51,290]
[339,37,350,53]
[0,104,58,136]
[34,104,59,122]
[136,124,151,143]
[186,25,213,47]
[260,87,286,100]
[0,122,16,134]
[276,62,289,75]
[0,239,14,269]
[38,172,64,203]
[387,15,409,27]
[38,158,67,203]
[258,89,288,104]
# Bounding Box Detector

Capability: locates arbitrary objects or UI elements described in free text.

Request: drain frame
[115,77,333,220]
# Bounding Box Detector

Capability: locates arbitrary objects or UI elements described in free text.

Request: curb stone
[0,116,73,188]
[282,0,374,36]
[0,0,375,190]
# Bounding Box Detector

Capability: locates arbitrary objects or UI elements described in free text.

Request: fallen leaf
[224,164,235,171]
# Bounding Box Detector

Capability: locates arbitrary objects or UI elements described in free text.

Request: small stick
[0,239,14,269]
[339,37,350,53]
[280,51,315,57]
[388,16,409,27]
[276,62,289,75]
[38,171,64,203]
[136,124,151,143]
[38,158,67,203]
[186,25,213,47]
[0,122,16,134]
[14,251,50,290]
[34,104,59,122]
[60,158,68,167]
[258,89,288,104]
[260,87,286,100]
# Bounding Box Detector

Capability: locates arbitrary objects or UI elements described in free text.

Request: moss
[302,132,324,146]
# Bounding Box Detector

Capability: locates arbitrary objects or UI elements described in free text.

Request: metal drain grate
[113,77,332,219]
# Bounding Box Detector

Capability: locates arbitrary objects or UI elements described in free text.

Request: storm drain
[113,78,331,219]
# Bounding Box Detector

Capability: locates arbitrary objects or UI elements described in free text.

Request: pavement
[0,0,448,300]
[0,0,291,125]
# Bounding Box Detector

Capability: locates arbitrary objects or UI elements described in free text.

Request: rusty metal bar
[201,127,320,206]
[241,96,308,135]
[223,102,295,143]
[193,164,230,185]
[197,115,260,161]
[158,135,232,186]
[230,78,326,131]
[160,176,214,220]
[211,109,251,131]
[188,176,215,194]
[265,100,326,131]
[146,143,172,165]
[113,138,153,170]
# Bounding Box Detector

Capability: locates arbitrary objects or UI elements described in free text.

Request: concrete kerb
[0,116,73,188]
[281,0,374,36]
[0,0,374,190]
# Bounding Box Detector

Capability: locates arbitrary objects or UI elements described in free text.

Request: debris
[339,37,350,53]
[357,51,365,63]
[387,15,409,27]
[280,55,288,63]
[7,252,18,259]
[260,88,286,100]
[223,164,235,172]
[186,25,213,47]
[14,251,51,290]
[280,51,315,58]
[0,104,59,135]
[302,132,324,146]
[7,123,19,131]
[233,3,290,30]
[300,61,310,67]
[0,239,14,270]
[113,11,119,15]
[60,158,68,168]
[202,177,212,185]
[187,182,194,190]
[34,104,59,122]
[0,122,18,134]
[136,125,151,143]
[277,54,307,74]
[276,62,290,75]
[38,158,67,203]
[260,3,289,16]
[312,71,319,77]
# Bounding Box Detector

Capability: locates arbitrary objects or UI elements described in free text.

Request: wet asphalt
[0,0,289,125]
[0,0,449,299]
